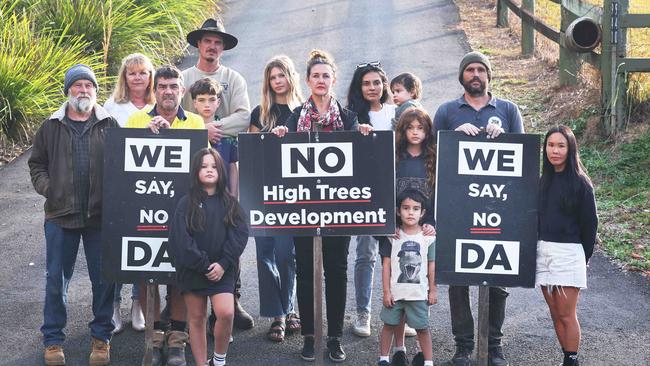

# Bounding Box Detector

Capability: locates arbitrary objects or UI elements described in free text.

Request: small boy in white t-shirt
[378,189,436,366]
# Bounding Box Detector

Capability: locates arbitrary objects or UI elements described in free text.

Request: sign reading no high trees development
[435,131,540,288]
[239,131,396,237]
[101,128,207,284]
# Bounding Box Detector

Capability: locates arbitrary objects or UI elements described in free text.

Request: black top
[284,100,359,132]
[168,194,249,292]
[538,169,598,261]
[250,104,292,131]
[396,153,435,226]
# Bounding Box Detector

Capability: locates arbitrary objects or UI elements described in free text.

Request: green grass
[579,126,650,271]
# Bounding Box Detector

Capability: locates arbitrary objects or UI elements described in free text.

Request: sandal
[286,313,301,333]
[267,320,285,342]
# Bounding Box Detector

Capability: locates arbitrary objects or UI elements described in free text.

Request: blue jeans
[448,285,509,349]
[255,236,296,318]
[114,283,140,303]
[354,235,378,314]
[41,221,115,346]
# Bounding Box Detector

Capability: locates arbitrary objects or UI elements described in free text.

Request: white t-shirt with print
[387,230,435,301]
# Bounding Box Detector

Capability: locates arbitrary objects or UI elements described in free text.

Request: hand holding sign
[148,116,171,134]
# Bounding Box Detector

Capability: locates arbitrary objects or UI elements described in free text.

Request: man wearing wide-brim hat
[181,18,251,145]
[181,18,255,332]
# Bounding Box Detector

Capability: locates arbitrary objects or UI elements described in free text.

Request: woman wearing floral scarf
[272,49,372,362]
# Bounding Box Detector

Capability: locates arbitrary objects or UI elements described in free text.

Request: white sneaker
[404,323,417,337]
[112,302,124,334]
[352,312,371,337]
[131,299,145,331]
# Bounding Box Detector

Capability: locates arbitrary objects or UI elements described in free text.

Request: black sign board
[435,131,540,288]
[101,128,207,283]
[239,131,396,237]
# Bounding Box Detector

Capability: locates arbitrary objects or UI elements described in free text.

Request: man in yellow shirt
[125,65,202,366]
[126,65,204,131]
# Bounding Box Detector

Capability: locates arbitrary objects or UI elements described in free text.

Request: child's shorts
[535,240,587,289]
[380,300,429,330]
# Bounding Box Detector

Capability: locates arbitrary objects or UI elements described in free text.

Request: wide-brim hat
[187,18,238,50]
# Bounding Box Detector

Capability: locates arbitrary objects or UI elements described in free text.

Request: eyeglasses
[356,61,382,69]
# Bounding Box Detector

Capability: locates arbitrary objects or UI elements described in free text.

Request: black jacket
[28,103,119,220]
[284,100,359,131]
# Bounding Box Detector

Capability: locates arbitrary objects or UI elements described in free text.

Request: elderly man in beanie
[181,18,255,331]
[433,51,523,366]
[29,64,119,366]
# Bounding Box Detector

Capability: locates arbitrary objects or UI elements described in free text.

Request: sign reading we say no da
[435,131,540,288]
[101,128,207,284]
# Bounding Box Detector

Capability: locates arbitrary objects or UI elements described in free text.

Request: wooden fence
[496,0,650,134]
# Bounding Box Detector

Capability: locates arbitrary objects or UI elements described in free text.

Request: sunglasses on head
[356,61,382,69]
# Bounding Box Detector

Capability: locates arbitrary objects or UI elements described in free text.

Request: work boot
[352,311,371,337]
[233,298,254,330]
[488,346,509,366]
[449,345,472,366]
[141,330,165,366]
[166,330,188,366]
[89,338,110,366]
[44,345,65,366]
[131,299,145,331]
[112,302,124,334]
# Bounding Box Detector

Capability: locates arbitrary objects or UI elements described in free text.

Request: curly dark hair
[394,108,437,189]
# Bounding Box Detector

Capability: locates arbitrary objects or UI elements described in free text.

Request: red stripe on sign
[251,223,386,229]
[263,199,372,205]
[136,225,168,231]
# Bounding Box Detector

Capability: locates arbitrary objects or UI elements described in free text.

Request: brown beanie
[458,51,492,84]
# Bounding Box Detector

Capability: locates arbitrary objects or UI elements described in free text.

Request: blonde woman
[249,55,303,342]
[104,53,155,126]
[103,53,155,333]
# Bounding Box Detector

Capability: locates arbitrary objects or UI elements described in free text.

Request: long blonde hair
[259,55,303,130]
[111,53,155,104]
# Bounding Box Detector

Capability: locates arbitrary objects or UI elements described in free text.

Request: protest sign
[239,131,396,237]
[435,131,540,288]
[101,128,207,283]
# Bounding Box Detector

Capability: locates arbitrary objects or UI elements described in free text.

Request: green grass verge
[573,112,650,271]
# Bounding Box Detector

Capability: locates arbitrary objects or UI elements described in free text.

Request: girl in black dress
[168,148,249,366]
[537,125,598,366]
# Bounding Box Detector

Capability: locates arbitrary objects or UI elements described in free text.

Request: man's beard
[68,93,95,114]
[462,77,486,96]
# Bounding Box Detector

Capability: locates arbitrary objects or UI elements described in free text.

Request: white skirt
[535,240,587,289]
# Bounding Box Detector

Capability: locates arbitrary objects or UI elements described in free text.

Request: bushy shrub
[0,5,104,140]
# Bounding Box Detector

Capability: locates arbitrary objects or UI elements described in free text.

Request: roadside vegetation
[0,0,220,161]
[454,0,649,273]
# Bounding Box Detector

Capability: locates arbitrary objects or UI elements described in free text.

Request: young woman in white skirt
[537,125,598,366]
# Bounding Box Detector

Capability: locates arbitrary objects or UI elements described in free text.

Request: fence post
[522,0,535,56]
[559,1,580,85]
[601,0,615,134]
[497,0,509,27]
[614,0,629,132]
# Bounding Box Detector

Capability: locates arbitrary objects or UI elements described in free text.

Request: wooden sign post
[313,236,324,366]
[142,283,156,366]
[477,286,490,366]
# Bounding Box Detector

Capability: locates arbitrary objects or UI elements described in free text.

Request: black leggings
[294,236,350,338]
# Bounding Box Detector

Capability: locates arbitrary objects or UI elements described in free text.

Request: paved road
[1,0,648,365]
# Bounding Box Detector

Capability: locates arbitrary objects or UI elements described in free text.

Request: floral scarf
[296,96,343,132]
